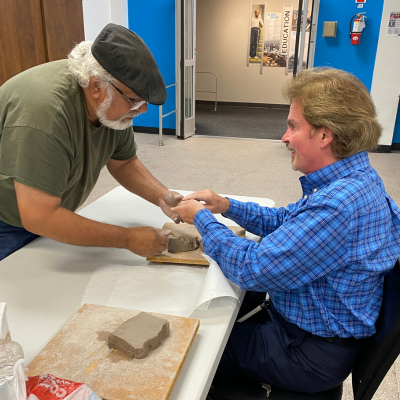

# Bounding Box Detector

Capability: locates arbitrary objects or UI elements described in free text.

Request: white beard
[96,94,141,130]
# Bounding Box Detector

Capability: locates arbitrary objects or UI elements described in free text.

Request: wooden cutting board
[147,222,245,266]
[28,304,200,400]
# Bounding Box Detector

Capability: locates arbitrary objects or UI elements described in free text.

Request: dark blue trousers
[0,220,39,261]
[250,28,260,58]
[216,292,360,393]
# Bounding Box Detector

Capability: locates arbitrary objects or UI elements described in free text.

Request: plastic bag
[13,359,28,400]
[26,374,101,400]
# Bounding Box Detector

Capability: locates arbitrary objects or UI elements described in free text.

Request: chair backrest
[352,258,400,400]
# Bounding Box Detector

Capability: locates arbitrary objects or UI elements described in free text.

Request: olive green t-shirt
[0,60,137,227]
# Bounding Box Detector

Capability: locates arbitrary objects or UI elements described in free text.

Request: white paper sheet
[81,255,241,317]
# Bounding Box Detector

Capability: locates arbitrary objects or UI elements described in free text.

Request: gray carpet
[195,103,289,140]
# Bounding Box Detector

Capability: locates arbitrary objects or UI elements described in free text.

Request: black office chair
[208,258,400,400]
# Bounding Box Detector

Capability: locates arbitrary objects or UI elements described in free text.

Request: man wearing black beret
[0,24,181,261]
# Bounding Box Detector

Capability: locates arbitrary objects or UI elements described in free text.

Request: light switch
[322,21,337,37]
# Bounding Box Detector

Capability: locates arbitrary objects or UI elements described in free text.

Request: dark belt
[307,332,363,347]
[268,301,364,348]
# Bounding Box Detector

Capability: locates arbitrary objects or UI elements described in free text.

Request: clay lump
[168,233,201,253]
[108,312,170,358]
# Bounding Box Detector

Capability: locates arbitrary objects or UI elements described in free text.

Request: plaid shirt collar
[299,151,371,196]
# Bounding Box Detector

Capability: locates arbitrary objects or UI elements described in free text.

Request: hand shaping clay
[108,312,170,359]
[168,233,200,253]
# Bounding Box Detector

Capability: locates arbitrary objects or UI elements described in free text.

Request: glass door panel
[185,65,194,119]
[183,0,195,138]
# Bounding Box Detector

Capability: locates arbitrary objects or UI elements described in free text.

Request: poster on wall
[263,7,291,68]
[248,2,266,66]
[263,12,284,67]
[387,12,400,36]
[286,10,311,74]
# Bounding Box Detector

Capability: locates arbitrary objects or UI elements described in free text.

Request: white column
[120,0,129,29]
[82,0,129,41]
[370,0,400,147]
[110,0,129,28]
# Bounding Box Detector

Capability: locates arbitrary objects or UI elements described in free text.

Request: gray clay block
[108,312,170,359]
[168,234,200,253]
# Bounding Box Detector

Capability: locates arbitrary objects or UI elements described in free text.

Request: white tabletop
[0,187,275,400]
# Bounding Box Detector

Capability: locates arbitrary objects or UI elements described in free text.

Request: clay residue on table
[96,330,110,342]
[107,348,135,363]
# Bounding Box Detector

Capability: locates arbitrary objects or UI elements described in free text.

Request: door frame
[176,0,196,139]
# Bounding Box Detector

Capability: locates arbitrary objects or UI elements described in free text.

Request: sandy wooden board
[28,304,200,400]
[147,223,245,266]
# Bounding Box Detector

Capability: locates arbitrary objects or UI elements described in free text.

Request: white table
[0,187,274,400]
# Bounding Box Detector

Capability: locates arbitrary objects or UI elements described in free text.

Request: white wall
[371,0,400,146]
[82,0,128,41]
[196,0,294,105]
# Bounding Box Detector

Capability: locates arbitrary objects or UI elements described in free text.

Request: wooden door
[41,0,85,62]
[0,0,46,85]
[0,0,85,86]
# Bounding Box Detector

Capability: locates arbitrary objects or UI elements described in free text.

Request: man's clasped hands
[172,189,230,225]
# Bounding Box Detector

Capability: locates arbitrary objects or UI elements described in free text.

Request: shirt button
[314,188,318,192]
[304,195,308,199]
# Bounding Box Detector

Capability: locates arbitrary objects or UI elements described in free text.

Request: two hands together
[170,189,230,224]
[159,189,230,225]
[131,190,229,257]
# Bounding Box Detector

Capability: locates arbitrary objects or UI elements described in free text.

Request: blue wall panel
[128,0,176,129]
[313,0,384,91]
[393,102,400,144]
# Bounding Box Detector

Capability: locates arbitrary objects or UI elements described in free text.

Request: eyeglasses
[109,82,147,111]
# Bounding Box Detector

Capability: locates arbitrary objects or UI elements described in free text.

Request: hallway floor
[195,103,288,140]
[81,133,400,399]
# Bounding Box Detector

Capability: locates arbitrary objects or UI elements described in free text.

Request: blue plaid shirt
[194,152,400,338]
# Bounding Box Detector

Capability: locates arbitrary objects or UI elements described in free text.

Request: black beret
[92,24,167,105]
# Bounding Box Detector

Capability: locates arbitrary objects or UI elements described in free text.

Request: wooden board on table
[28,303,199,400]
[147,223,245,266]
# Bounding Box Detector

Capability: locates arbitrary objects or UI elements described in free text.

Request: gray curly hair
[68,41,116,91]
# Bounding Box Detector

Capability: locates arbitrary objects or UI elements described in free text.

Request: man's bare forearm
[26,206,128,248]
[107,156,168,205]
[14,180,169,256]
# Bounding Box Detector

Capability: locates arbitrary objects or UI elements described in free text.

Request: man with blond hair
[173,68,400,393]
[0,24,181,261]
